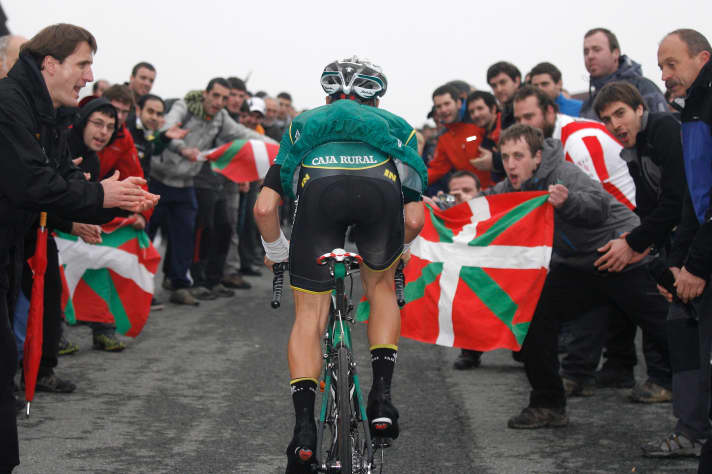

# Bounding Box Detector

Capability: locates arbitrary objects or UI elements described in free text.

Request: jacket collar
[687,58,712,99]
[8,52,56,124]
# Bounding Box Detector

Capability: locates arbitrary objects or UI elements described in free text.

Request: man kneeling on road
[488,124,668,429]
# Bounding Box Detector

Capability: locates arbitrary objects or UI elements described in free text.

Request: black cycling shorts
[288,152,404,293]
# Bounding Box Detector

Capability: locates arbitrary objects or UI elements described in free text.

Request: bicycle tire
[337,344,352,473]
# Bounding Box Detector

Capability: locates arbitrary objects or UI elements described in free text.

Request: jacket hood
[7,52,56,124]
[69,97,118,161]
[591,54,643,91]
[687,57,712,97]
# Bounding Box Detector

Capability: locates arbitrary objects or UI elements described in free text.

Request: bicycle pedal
[372,437,392,449]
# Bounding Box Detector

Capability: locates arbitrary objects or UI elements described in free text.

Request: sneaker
[58,336,79,356]
[562,377,594,397]
[507,407,569,429]
[150,297,165,311]
[92,334,126,352]
[453,349,482,370]
[239,267,262,277]
[170,288,199,306]
[221,273,251,289]
[629,380,672,403]
[285,418,317,474]
[367,386,400,439]
[642,432,703,458]
[210,283,235,298]
[35,373,76,393]
[595,367,635,388]
[189,286,218,301]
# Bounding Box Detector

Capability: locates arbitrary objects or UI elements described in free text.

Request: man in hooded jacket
[488,124,669,429]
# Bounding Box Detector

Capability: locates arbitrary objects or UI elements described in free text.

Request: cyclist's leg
[361,265,400,347]
[288,291,331,379]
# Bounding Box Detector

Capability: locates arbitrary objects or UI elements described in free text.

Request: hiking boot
[629,380,672,403]
[58,336,79,356]
[285,418,317,474]
[507,407,569,429]
[240,267,262,277]
[453,349,482,370]
[642,432,703,458]
[170,288,199,306]
[562,377,594,397]
[210,283,235,298]
[150,297,165,311]
[595,367,635,388]
[35,373,76,393]
[162,277,174,291]
[190,286,218,300]
[221,273,251,289]
[92,334,126,352]
[367,386,400,439]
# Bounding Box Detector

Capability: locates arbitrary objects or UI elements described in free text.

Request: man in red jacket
[428,84,492,190]
[99,85,153,228]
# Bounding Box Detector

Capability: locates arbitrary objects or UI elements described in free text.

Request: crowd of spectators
[1,21,711,473]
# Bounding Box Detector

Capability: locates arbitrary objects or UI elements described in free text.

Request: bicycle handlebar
[271,262,289,308]
[395,260,406,308]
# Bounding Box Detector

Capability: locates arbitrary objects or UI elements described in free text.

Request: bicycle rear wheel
[337,344,352,473]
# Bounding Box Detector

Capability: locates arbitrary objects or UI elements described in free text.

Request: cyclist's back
[254,56,426,474]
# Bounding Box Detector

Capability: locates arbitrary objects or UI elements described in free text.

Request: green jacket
[275,100,427,201]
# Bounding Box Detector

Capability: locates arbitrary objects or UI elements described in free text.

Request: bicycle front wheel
[337,344,352,473]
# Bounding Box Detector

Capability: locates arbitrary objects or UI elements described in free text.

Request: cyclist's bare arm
[404,201,425,244]
[254,187,282,243]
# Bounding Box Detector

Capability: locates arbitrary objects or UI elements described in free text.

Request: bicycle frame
[315,258,374,473]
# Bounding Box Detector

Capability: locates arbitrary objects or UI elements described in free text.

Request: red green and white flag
[55,223,160,337]
[197,139,279,183]
[357,191,554,351]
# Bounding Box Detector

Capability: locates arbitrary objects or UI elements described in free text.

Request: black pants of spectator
[20,237,61,377]
[237,181,259,271]
[700,438,712,473]
[522,264,671,410]
[599,315,638,371]
[668,284,712,443]
[147,179,197,289]
[191,188,230,288]
[559,266,671,388]
[1,247,22,472]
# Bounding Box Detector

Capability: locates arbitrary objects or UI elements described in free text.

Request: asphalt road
[15,271,698,473]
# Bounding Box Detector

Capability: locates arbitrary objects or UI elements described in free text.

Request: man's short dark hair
[584,28,620,52]
[131,62,155,77]
[668,29,712,57]
[227,76,246,92]
[529,62,562,84]
[137,93,165,110]
[21,23,97,65]
[593,81,646,116]
[102,84,134,106]
[466,91,498,111]
[486,61,521,84]
[446,80,472,98]
[513,85,558,114]
[277,91,292,101]
[449,170,481,191]
[92,79,107,94]
[432,84,460,102]
[206,77,229,92]
[500,124,545,157]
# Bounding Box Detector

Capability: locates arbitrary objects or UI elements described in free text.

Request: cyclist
[254,56,427,473]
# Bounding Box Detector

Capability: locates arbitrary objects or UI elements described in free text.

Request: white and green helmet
[320,56,388,100]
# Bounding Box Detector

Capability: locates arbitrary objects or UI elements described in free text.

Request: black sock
[290,378,317,425]
[371,346,398,394]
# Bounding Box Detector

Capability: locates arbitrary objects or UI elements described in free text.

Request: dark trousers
[523,265,671,409]
[237,182,259,270]
[559,264,671,388]
[668,284,712,441]
[147,180,197,289]
[600,316,638,371]
[192,188,231,288]
[1,248,21,471]
[20,237,61,376]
